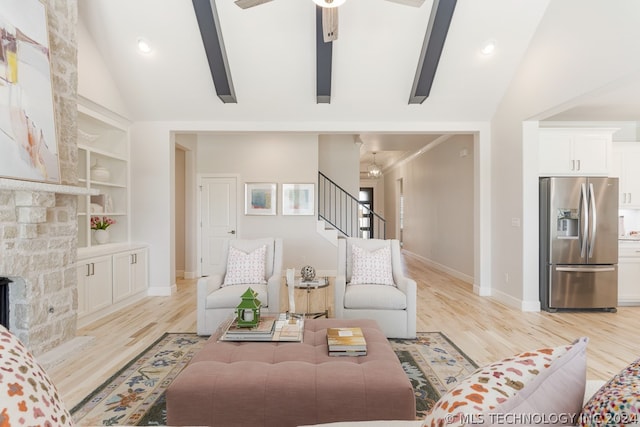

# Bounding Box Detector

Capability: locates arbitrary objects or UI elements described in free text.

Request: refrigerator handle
[580,183,589,258]
[556,266,615,273]
[589,182,597,259]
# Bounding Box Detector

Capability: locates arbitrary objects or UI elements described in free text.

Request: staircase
[317,172,386,246]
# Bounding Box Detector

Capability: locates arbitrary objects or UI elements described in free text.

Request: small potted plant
[91,216,116,244]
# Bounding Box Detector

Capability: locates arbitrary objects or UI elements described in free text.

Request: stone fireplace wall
[0,0,78,356]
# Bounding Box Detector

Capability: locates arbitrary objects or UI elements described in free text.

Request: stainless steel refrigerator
[539,177,618,312]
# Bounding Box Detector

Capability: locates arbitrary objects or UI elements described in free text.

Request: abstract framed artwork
[282,183,314,215]
[0,0,60,183]
[245,183,277,215]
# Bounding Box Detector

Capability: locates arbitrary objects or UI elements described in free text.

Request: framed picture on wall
[0,0,61,183]
[245,183,277,215]
[282,183,314,215]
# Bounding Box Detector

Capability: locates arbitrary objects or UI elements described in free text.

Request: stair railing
[318,171,386,239]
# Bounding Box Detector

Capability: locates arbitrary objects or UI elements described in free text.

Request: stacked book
[327,327,367,356]
[222,315,277,341]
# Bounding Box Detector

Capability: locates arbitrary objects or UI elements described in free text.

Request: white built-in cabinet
[618,243,640,306]
[76,245,149,327]
[76,255,113,319]
[76,99,149,328]
[611,142,640,208]
[113,248,148,303]
[538,128,616,176]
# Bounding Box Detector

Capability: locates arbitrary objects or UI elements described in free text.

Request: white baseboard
[147,283,177,296]
[473,283,492,297]
[183,271,198,279]
[618,299,640,306]
[402,250,474,284]
[489,287,540,312]
[176,269,185,278]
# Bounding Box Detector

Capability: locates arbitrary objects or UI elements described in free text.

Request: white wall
[491,0,640,310]
[384,135,474,281]
[130,123,175,295]
[77,18,129,119]
[196,133,337,272]
[318,135,361,197]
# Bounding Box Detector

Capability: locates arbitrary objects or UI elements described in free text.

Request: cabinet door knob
[228,230,236,234]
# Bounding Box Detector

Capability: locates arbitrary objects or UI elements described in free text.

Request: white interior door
[201,176,237,276]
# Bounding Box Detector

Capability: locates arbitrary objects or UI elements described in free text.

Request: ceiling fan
[234,0,426,42]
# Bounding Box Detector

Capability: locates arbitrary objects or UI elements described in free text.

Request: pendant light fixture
[312,0,346,8]
[367,152,382,179]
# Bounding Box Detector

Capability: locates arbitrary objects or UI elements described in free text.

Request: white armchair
[197,237,283,335]
[335,238,416,339]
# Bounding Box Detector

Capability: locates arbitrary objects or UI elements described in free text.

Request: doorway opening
[359,187,374,239]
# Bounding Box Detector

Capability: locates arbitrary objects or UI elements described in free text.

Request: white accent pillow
[350,244,395,286]
[223,244,267,286]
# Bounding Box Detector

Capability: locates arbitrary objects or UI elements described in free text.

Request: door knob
[228,230,236,234]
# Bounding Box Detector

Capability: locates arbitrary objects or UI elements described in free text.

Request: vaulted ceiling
[78,0,640,174]
[79,0,551,121]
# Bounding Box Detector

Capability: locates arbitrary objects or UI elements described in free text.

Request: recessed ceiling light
[137,38,152,54]
[480,40,496,56]
[312,0,347,8]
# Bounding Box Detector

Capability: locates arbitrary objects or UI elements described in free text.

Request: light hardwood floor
[50,252,640,410]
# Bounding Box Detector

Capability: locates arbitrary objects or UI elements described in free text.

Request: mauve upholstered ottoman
[166,318,415,427]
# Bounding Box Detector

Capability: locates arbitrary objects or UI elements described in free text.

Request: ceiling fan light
[312,0,346,8]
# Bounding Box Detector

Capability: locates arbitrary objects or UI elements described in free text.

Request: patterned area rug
[71,331,477,425]
[390,332,479,419]
[70,333,209,426]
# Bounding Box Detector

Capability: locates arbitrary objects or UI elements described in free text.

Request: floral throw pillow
[0,325,75,426]
[223,244,267,286]
[579,357,640,426]
[423,337,588,427]
[350,244,395,286]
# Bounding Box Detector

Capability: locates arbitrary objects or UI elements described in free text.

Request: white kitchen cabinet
[618,244,640,306]
[538,128,616,176]
[76,255,113,318]
[113,248,149,303]
[77,99,130,249]
[611,142,640,208]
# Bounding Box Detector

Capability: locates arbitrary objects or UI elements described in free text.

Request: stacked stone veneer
[0,192,78,355]
[0,0,78,356]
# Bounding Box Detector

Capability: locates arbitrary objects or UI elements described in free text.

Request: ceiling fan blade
[322,7,339,42]
[234,0,274,9]
[384,0,426,7]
